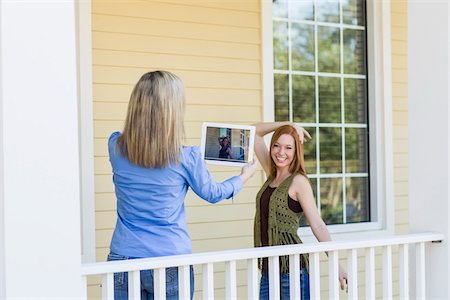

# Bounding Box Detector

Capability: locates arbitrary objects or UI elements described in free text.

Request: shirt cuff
[227,176,243,203]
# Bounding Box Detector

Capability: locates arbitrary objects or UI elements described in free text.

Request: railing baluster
[365,247,375,299]
[310,252,320,299]
[328,251,339,300]
[268,256,280,300]
[202,263,214,300]
[289,254,300,299]
[347,249,358,300]
[416,242,426,299]
[82,275,88,300]
[247,258,258,300]
[128,270,140,300]
[225,260,237,300]
[102,273,114,300]
[399,244,409,299]
[179,265,190,300]
[382,245,393,299]
[154,268,166,300]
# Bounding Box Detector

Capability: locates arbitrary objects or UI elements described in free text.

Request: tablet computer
[200,122,255,166]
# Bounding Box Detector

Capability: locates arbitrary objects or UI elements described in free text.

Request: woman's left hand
[339,265,348,292]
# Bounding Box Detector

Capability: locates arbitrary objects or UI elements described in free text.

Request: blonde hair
[269,125,307,179]
[117,71,185,168]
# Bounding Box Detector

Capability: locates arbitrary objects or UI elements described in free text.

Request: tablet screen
[200,122,255,166]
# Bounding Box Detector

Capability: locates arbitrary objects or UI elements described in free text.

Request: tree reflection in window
[272,0,369,226]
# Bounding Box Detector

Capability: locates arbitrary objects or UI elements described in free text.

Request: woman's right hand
[239,160,257,183]
[293,124,312,144]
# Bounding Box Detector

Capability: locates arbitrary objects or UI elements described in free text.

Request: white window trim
[261,0,394,239]
[76,0,96,263]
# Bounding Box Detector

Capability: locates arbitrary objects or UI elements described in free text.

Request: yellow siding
[391,0,409,236]
[90,0,409,298]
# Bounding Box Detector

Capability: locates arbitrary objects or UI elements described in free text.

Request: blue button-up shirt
[108,132,243,258]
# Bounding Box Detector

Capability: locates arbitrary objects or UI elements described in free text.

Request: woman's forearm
[254,122,291,137]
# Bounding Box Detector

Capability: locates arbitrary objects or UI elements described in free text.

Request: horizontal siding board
[93,84,133,103]
[136,0,260,13]
[393,153,408,167]
[393,167,408,182]
[95,193,116,211]
[391,40,407,55]
[391,13,407,27]
[392,69,408,84]
[185,106,261,122]
[96,211,116,230]
[187,88,261,106]
[187,220,253,240]
[92,32,260,59]
[393,111,407,125]
[93,103,261,122]
[94,84,262,106]
[186,203,255,223]
[92,0,259,28]
[192,235,252,252]
[93,50,261,74]
[92,66,262,89]
[391,1,407,14]
[393,140,408,154]
[94,122,123,138]
[185,187,261,207]
[393,125,408,139]
[394,182,408,197]
[92,14,260,44]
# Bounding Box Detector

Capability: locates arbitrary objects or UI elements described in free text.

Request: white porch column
[409,1,450,299]
[0,1,83,298]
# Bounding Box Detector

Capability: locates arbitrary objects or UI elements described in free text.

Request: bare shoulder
[291,174,312,192]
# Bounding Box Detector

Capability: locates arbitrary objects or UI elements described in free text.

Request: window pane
[273,21,289,70]
[303,126,317,174]
[346,177,370,223]
[319,127,342,173]
[342,0,366,26]
[343,29,366,74]
[320,178,343,224]
[345,128,368,173]
[344,78,367,123]
[272,0,288,18]
[293,75,315,123]
[274,74,289,121]
[290,0,314,21]
[319,77,341,123]
[316,0,340,23]
[318,26,340,73]
[299,177,317,227]
[291,23,315,72]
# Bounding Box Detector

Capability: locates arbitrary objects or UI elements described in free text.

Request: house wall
[89,0,409,298]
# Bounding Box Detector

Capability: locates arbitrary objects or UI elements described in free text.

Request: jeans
[259,268,310,300]
[107,252,195,300]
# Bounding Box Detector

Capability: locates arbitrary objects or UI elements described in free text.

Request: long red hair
[268,125,308,179]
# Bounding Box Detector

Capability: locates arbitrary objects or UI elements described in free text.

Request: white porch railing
[81,233,443,299]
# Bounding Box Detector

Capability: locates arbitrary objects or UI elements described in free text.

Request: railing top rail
[81,232,444,276]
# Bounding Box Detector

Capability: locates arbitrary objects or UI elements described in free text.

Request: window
[269,0,372,227]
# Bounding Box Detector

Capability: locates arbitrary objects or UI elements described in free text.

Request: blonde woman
[107,71,257,300]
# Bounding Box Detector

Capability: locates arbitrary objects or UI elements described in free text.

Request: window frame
[261,0,394,238]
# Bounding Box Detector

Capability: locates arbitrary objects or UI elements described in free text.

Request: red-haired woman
[253,122,347,299]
